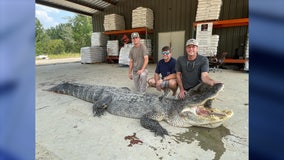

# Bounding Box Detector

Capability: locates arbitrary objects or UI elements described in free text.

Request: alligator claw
[140,115,168,138]
[93,104,107,117]
[154,127,169,138]
[93,96,112,117]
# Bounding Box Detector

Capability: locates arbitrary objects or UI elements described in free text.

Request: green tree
[46,26,59,39]
[46,23,75,52]
[35,18,50,55]
[36,14,93,55]
[70,15,92,52]
[47,39,65,54]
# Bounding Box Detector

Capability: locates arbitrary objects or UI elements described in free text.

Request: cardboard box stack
[195,0,222,21]
[104,14,125,31]
[80,46,106,63]
[91,32,109,46]
[132,7,154,29]
[210,35,220,56]
[244,34,249,71]
[119,43,133,66]
[140,39,152,56]
[107,40,119,56]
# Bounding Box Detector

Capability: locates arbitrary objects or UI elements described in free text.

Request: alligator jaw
[179,105,233,128]
[181,105,227,117]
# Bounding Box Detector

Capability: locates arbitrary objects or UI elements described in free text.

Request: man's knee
[168,79,177,87]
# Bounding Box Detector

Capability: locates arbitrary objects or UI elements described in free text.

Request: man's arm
[163,73,176,80]
[154,73,160,83]
[201,72,219,86]
[176,71,187,99]
[176,72,184,91]
[141,55,149,71]
[138,55,149,74]
[128,59,134,79]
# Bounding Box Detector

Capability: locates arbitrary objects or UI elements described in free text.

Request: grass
[36,53,80,60]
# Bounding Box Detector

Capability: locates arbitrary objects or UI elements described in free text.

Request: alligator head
[167,83,233,128]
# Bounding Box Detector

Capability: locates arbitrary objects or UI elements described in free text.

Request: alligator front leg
[93,95,112,117]
[140,113,168,137]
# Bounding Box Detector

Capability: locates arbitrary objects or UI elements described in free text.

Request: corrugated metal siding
[93,0,248,60]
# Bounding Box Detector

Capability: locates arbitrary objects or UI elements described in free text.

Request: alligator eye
[179,113,186,117]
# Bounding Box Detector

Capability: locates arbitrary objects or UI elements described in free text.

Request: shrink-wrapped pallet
[103,14,125,31]
[195,0,222,21]
[209,35,220,56]
[119,43,133,66]
[91,32,109,46]
[80,46,106,63]
[107,40,119,56]
[140,39,152,56]
[132,7,154,29]
[244,34,249,71]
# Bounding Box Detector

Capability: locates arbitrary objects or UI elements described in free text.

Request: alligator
[47,82,233,137]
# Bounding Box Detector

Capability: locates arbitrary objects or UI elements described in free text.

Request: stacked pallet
[197,34,220,57]
[244,34,249,71]
[104,14,125,31]
[91,32,109,47]
[119,43,133,66]
[80,46,105,63]
[140,39,152,56]
[107,40,119,56]
[195,0,222,21]
[132,7,154,29]
[210,35,220,56]
[245,34,249,59]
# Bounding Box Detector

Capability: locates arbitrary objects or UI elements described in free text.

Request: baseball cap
[131,32,140,39]
[186,39,198,46]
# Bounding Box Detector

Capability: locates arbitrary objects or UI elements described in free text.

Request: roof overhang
[36,0,119,16]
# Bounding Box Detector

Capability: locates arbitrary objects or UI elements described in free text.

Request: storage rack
[104,27,154,63]
[193,18,249,64]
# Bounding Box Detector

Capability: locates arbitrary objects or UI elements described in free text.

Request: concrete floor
[36,59,248,160]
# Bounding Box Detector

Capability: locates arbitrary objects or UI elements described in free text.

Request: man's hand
[128,74,133,80]
[178,90,187,99]
[137,69,144,75]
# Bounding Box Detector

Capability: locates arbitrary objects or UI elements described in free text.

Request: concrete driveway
[36,59,248,160]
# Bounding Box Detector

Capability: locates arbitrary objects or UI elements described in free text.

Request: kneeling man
[148,46,178,96]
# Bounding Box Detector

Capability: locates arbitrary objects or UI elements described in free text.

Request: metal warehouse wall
[92,0,248,60]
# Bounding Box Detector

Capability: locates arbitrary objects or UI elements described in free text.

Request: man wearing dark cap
[128,32,149,93]
[147,46,178,96]
[176,39,220,101]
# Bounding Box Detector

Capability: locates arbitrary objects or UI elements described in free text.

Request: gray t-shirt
[129,44,148,72]
[176,54,209,90]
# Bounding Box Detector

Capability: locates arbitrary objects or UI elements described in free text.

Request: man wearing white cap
[128,32,149,93]
[176,39,220,102]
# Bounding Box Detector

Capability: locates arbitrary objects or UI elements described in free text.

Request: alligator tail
[47,82,104,103]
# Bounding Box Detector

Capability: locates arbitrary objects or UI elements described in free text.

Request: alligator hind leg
[93,95,112,117]
[140,114,168,137]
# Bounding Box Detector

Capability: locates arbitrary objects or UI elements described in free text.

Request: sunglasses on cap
[161,51,170,55]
